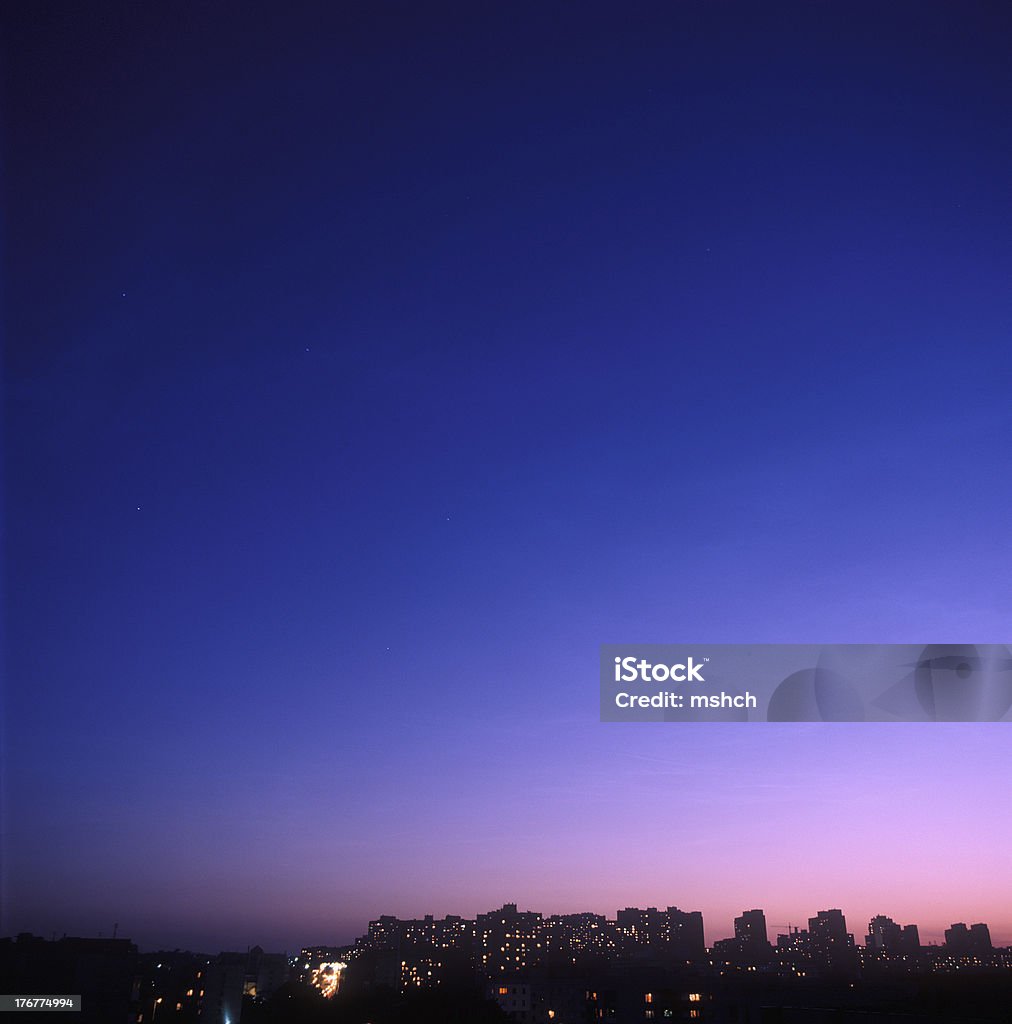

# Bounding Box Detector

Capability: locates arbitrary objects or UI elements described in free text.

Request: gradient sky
[3,2,1011,954]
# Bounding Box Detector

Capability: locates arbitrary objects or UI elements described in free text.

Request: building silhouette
[865,915,920,956]
[713,909,772,966]
[945,922,993,955]
[477,904,545,975]
[200,945,288,1024]
[615,907,705,961]
[735,909,769,948]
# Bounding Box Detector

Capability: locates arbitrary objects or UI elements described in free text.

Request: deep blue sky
[3,2,1011,953]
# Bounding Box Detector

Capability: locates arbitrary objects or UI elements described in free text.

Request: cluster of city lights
[309,961,346,999]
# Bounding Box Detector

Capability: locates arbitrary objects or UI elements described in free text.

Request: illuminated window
[499,987,509,996]
[645,993,653,1004]
[688,993,702,1002]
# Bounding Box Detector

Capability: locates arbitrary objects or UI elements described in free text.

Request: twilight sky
[3,2,1011,953]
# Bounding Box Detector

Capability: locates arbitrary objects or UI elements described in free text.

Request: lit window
[688,993,702,1002]
[645,993,653,1003]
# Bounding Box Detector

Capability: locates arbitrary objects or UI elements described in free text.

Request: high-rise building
[808,910,853,969]
[945,922,993,955]
[616,907,705,961]
[543,913,614,961]
[476,904,544,975]
[662,907,706,962]
[735,909,769,948]
[969,923,993,952]
[865,916,920,956]
[866,916,903,952]
[901,924,921,954]
[713,909,771,966]
[616,907,664,947]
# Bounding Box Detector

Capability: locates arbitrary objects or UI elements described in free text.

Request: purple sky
[4,2,1011,953]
